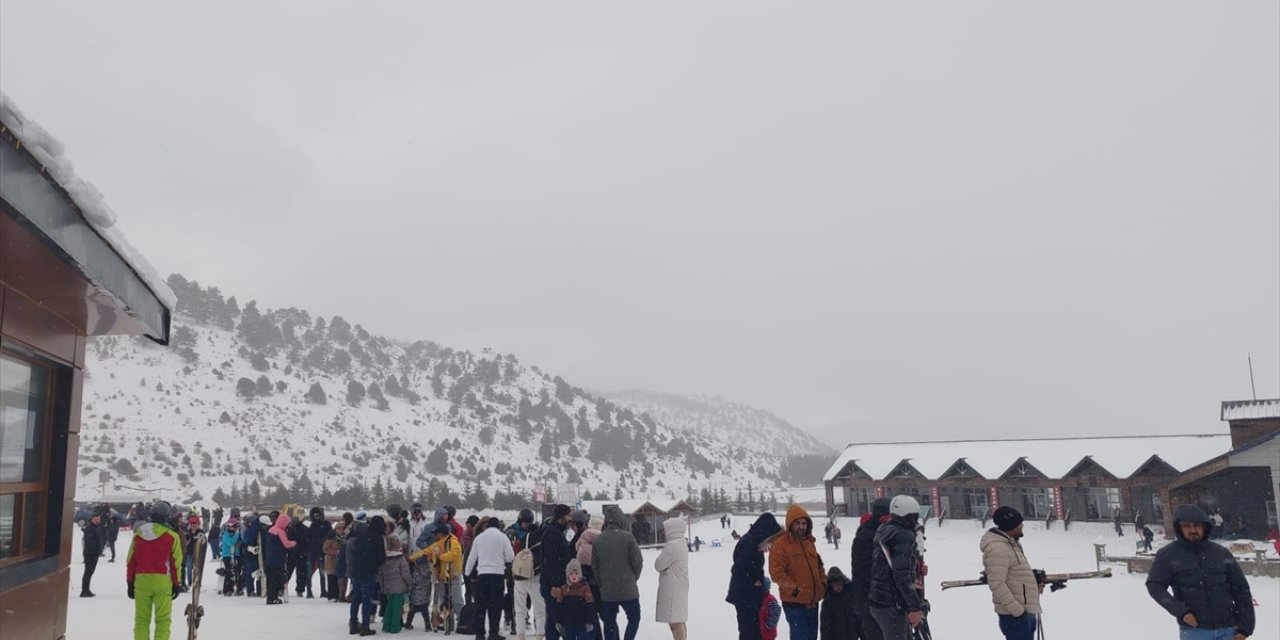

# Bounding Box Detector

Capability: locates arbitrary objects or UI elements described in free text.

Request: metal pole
[1248,354,1257,401]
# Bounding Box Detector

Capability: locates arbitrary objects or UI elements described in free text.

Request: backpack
[512,540,540,579]
[455,602,480,635]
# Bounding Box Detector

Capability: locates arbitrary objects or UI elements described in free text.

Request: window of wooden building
[0,352,54,566]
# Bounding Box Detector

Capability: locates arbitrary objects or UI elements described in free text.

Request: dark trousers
[997,613,1037,640]
[107,539,116,561]
[266,565,286,603]
[782,603,818,640]
[209,536,221,559]
[734,603,762,640]
[291,554,310,595]
[541,580,563,640]
[81,553,99,594]
[243,554,260,596]
[475,574,505,639]
[308,552,327,597]
[869,606,911,640]
[326,574,339,600]
[853,598,883,640]
[349,577,377,630]
[222,557,241,594]
[599,599,641,640]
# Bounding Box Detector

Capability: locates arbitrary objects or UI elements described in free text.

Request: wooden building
[580,499,696,545]
[1,96,173,639]
[823,435,1231,527]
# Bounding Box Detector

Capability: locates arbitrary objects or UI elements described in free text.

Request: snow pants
[733,603,762,640]
[513,574,545,637]
[133,573,174,640]
[382,593,405,633]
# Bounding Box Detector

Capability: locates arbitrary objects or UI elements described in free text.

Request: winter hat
[571,509,590,526]
[355,511,368,523]
[444,505,457,519]
[435,522,451,536]
[827,566,850,586]
[588,515,604,533]
[226,517,240,528]
[466,515,480,526]
[553,504,572,520]
[993,506,1024,532]
[565,558,582,581]
[870,497,892,518]
[259,515,272,526]
[386,504,404,519]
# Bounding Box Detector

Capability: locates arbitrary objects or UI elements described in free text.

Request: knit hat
[259,515,272,526]
[566,558,582,581]
[588,514,604,533]
[553,504,572,520]
[993,506,1024,532]
[355,511,368,523]
[571,509,590,526]
[435,522,451,535]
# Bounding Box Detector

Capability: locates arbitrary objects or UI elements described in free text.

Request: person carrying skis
[127,501,184,640]
[851,497,891,640]
[868,496,925,640]
[769,505,826,640]
[1146,505,1254,640]
[982,506,1042,640]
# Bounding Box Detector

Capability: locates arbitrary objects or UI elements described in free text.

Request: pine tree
[249,479,263,504]
[426,446,449,474]
[346,380,366,406]
[371,477,387,507]
[255,375,272,396]
[212,486,229,505]
[306,382,327,405]
[236,377,256,399]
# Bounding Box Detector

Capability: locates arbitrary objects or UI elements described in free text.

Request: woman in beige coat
[654,517,690,640]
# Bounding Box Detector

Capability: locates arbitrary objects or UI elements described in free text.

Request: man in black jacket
[850,498,891,640]
[540,504,575,640]
[868,496,924,640]
[1146,504,1254,639]
[306,507,333,599]
[348,515,387,636]
[80,513,107,597]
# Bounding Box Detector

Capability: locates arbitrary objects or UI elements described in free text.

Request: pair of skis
[185,533,208,640]
[938,568,1113,591]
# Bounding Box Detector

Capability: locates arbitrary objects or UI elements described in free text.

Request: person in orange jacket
[126,501,184,640]
[769,505,826,640]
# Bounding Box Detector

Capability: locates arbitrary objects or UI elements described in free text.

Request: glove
[246,546,257,554]
[172,584,182,600]
[555,624,564,633]
[1049,581,1068,592]
[127,582,135,599]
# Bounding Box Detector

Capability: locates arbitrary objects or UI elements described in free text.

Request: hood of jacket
[1172,504,1212,543]
[784,505,813,540]
[271,514,292,534]
[134,521,172,541]
[603,505,628,530]
[827,566,849,586]
[663,517,687,540]
[566,558,583,582]
[748,512,782,542]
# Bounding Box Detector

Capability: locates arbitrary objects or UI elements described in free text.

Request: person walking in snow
[770,505,826,640]
[541,505,577,640]
[105,510,122,563]
[726,512,782,640]
[982,507,1043,640]
[467,511,516,640]
[831,524,842,550]
[851,497,891,640]
[1146,504,1254,640]
[576,513,605,635]
[127,501,184,640]
[264,512,297,605]
[1140,524,1155,553]
[654,517,690,640]
[593,505,644,640]
[868,496,925,640]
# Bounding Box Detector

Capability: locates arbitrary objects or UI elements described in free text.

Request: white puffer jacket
[980,529,1041,617]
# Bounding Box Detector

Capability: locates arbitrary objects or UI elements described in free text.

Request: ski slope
[67,517,1276,639]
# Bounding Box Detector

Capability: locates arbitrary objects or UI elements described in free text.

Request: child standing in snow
[551,559,597,640]
[376,536,412,634]
[759,577,782,640]
[403,554,433,630]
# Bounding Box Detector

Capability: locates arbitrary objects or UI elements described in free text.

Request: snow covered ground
[68,516,1277,639]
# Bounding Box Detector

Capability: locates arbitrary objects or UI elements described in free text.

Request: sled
[940,568,1113,591]
[185,533,207,640]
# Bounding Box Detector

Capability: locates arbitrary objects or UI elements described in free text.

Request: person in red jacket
[127,501,184,640]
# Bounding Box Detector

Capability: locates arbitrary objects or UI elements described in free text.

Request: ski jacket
[759,589,781,640]
[286,518,308,558]
[980,528,1041,616]
[268,514,297,551]
[850,515,886,601]
[769,505,826,607]
[408,516,430,551]
[409,532,463,581]
[307,517,333,555]
[551,573,597,628]
[126,522,183,585]
[348,517,388,581]
[465,526,515,577]
[220,530,242,558]
[820,568,857,638]
[868,516,923,612]
[592,506,643,601]
[542,519,575,588]
[726,512,782,607]
[654,518,690,623]
[575,528,599,568]
[377,551,412,595]
[82,521,107,558]
[1147,505,1254,636]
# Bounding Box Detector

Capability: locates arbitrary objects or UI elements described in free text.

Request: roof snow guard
[1221,399,1280,422]
[0,92,173,343]
[822,434,1233,483]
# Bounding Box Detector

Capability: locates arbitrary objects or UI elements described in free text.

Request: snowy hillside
[76,275,833,508]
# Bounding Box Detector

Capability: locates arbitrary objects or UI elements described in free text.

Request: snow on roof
[823,434,1232,482]
[0,92,177,309]
[579,499,693,516]
[1221,399,1280,422]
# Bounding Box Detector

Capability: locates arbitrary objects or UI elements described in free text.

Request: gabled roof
[823,434,1231,482]
[1221,399,1280,421]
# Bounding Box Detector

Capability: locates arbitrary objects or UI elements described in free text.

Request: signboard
[555,483,580,506]
[533,484,545,504]
[99,471,111,484]
[989,485,1000,510]
[930,486,941,517]
[1053,486,1064,520]
[874,485,884,498]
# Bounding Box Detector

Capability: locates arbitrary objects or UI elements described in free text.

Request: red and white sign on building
[533,484,545,504]
[1053,487,1064,520]
[989,485,1000,510]
[875,485,884,498]
[930,486,941,517]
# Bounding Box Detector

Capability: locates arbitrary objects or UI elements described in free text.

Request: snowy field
[68,516,1277,639]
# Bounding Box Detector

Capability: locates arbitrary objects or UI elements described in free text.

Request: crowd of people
[724,498,1258,640]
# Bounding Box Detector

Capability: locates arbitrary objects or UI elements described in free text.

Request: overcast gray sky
[3,1,1277,447]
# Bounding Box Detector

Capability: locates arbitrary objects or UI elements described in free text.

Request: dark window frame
[0,349,56,569]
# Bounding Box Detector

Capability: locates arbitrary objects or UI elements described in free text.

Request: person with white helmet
[867,496,926,640]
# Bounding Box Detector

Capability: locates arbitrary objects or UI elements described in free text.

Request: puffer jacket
[575,527,599,568]
[592,505,643,601]
[542,519,574,589]
[1146,505,1254,636]
[850,498,891,602]
[769,505,826,606]
[409,532,463,581]
[377,551,413,595]
[868,516,923,612]
[820,567,857,639]
[726,512,782,607]
[980,528,1041,616]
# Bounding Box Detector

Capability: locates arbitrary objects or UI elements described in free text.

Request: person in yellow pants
[127,501,184,640]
